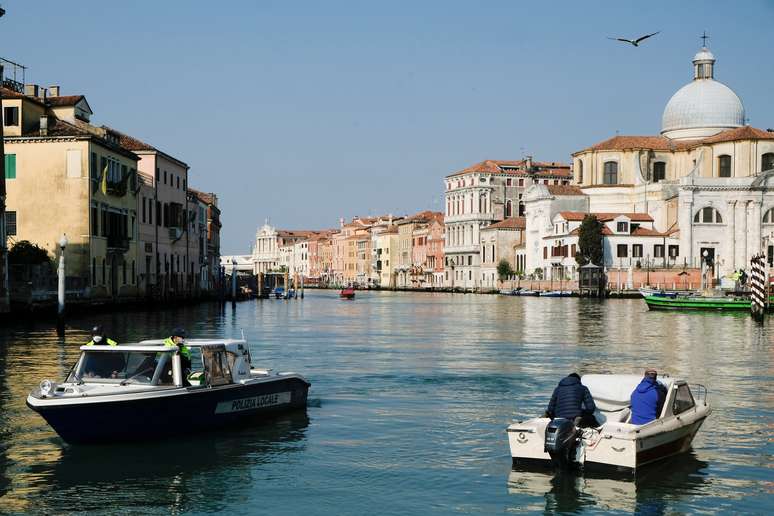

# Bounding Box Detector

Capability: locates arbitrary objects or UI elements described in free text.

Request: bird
[607,31,660,47]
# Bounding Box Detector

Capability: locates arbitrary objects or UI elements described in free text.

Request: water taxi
[26,338,310,444]
[507,374,710,475]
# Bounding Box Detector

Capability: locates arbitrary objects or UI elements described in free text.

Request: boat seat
[594,407,630,425]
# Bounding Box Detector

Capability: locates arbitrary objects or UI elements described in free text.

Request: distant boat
[272,287,284,299]
[516,289,539,296]
[638,287,679,299]
[539,290,573,297]
[340,287,355,299]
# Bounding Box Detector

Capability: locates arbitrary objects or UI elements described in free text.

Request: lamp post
[57,234,67,335]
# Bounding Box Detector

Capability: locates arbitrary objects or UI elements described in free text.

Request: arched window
[653,162,666,182]
[762,153,774,172]
[718,155,732,177]
[603,161,618,185]
[518,202,525,217]
[505,199,512,217]
[763,208,774,224]
[577,160,584,183]
[693,207,723,224]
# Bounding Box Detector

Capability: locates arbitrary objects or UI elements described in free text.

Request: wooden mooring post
[750,253,767,322]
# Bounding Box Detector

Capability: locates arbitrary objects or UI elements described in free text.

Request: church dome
[661,46,745,140]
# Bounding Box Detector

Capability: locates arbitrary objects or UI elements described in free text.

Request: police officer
[86,325,118,346]
[164,327,192,376]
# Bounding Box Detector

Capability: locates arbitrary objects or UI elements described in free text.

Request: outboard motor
[544,418,579,469]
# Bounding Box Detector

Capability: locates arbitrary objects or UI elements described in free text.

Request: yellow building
[2,85,140,299]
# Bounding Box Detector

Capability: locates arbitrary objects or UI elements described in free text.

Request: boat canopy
[582,374,675,412]
[78,345,177,352]
[138,338,247,348]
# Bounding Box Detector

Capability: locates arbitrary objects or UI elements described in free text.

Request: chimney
[38,87,47,101]
[525,155,533,171]
[39,115,48,136]
[49,85,60,97]
[339,217,345,228]
[24,83,39,97]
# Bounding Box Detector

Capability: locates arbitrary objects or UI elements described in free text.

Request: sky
[2,1,773,253]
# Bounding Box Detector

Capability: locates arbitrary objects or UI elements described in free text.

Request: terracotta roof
[575,126,774,155]
[277,230,317,238]
[484,217,526,230]
[699,126,774,145]
[447,159,570,178]
[381,226,399,235]
[580,184,635,189]
[0,86,46,105]
[547,184,584,196]
[47,95,86,107]
[108,128,157,151]
[189,189,217,205]
[631,227,665,237]
[399,210,444,224]
[559,211,653,222]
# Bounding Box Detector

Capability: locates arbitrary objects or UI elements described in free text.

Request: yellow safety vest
[86,338,118,346]
[163,337,191,360]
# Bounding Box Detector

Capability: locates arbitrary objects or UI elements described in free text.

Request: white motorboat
[507,374,710,474]
[27,338,310,444]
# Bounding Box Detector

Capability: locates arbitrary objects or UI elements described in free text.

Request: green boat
[643,294,774,311]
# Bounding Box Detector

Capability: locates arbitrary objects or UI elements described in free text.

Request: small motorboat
[539,290,573,297]
[499,288,516,296]
[507,374,710,474]
[27,338,311,444]
[340,287,355,299]
[515,289,539,296]
[272,287,285,299]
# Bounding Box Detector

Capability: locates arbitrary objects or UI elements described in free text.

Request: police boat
[26,338,310,444]
[507,374,710,475]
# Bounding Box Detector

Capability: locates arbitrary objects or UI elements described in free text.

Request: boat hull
[643,294,771,311]
[27,376,310,444]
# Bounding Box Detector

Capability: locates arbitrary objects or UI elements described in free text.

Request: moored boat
[507,374,710,474]
[643,293,773,311]
[539,290,574,297]
[27,338,310,444]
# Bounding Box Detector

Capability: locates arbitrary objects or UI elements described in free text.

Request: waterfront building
[395,211,441,288]
[307,231,335,283]
[479,217,526,290]
[444,158,571,289]
[251,222,312,274]
[570,43,774,277]
[189,189,222,293]
[374,226,399,287]
[113,128,193,299]
[2,84,140,300]
[408,211,444,288]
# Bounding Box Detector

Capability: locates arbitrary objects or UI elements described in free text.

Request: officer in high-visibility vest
[164,327,192,377]
[86,325,118,346]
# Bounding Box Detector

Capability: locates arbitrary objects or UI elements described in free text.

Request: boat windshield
[68,350,170,384]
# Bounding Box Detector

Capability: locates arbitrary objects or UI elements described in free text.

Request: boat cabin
[68,339,257,388]
[582,374,705,426]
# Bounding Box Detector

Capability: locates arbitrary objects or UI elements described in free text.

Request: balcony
[169,227,184,241]
[107,235,130,251]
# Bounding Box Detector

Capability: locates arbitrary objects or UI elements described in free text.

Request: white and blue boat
[26,338,310,444]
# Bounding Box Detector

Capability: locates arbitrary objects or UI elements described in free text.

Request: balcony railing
[107,235,130,251]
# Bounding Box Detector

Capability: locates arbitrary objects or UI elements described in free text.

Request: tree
[576,215,604,266]
[8,240,50,265]
[497,259,515,281]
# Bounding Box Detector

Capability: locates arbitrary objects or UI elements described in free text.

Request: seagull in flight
[607,31,660,47]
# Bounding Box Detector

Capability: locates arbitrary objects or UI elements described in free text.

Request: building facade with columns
[569,44,774,277]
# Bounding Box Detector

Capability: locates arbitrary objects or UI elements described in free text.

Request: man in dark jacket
[545,373,598,427]
[630,368,667,425]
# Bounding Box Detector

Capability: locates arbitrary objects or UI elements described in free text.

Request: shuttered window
[4,154,16,179]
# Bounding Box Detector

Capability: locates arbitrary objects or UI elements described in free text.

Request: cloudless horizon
[3,1,773,253]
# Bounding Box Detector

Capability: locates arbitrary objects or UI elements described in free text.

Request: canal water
[0,291,771,514]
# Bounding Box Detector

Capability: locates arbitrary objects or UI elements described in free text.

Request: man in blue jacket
[630,368,668,425]
[545,373,598,427]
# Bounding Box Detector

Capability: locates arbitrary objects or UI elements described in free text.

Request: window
[694,207,723,224]
[653,161,666,182]
[506,178,512,186]
[90,152,98,179]
[4,154,16,179]
[668,245,679,258]
[163,170,167,184]
[616,221,629,233]
[91,206,99,235]
[5,211,16,235]
[518,179,524,187]
[570,244,576,257]
[156,201,162,227]
[603,161,618,185]
[3,106,19,126]
[672,384,695,416]
[92,257,97,285]
[505,200,512,217]
[577,160,583,183]
[763,208,774,224]
[762,153,774,172]
[632,244,643,258]
[176,176,180,189]
[617,244,628,258]
[543,247,548,259]
[718,155,731,177]
[155,167,160,182]
[102,258,106,284]
[654,244,664,258]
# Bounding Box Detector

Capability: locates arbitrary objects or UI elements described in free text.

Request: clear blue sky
[3,1,773,253]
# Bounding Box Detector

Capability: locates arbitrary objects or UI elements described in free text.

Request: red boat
[340,287,355,299]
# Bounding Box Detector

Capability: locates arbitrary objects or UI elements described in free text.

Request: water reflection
[5,412,309,514]
[507,454,709,514]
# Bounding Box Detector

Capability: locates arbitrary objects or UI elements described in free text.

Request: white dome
[693,48,715,62]
[661,80,744,137]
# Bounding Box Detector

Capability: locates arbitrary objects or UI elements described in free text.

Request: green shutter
[4,154,16,179]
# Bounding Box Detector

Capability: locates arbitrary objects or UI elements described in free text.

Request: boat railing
[693,383,709,406]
